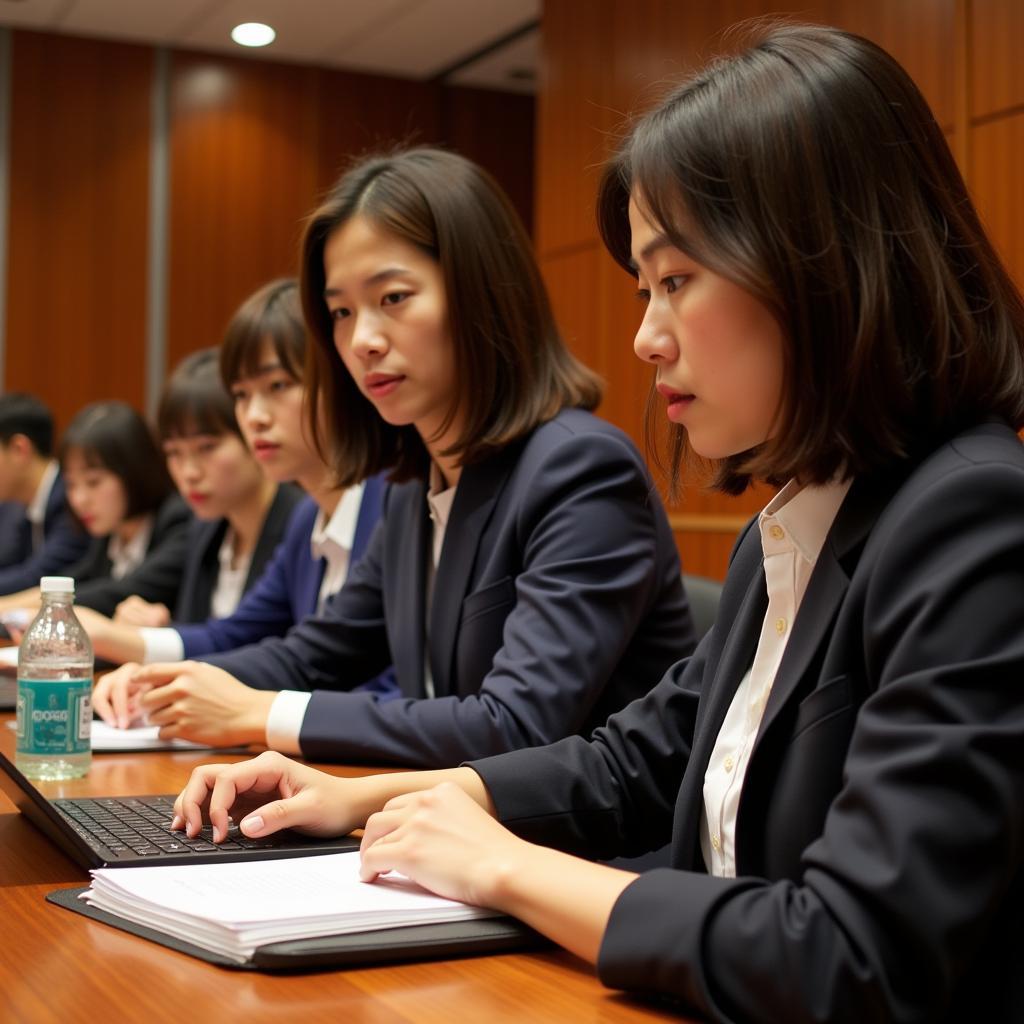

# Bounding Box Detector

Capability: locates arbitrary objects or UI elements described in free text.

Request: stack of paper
[90,719,213,751]
[82,851,499,963]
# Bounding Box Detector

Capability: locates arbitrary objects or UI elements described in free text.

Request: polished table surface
[0,713,689,1024]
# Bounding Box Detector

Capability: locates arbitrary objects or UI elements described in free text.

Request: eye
[635,287,651,305]
[269,378,293,393]
[663,274,688,294]
[231,387,249,404]
[329,306,351,321]
[382,291,410,307]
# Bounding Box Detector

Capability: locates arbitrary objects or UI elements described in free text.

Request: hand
[359,782,523,908]
[114,596,171,627]
[172,750,360,843]
[132,661,276,747]
[92,662,150,729]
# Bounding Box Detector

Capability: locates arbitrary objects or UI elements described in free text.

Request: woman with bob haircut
[74,347,303,639]
[174,24,1024,1021]
[0,401,192,618]
[101,149,694,762]
[88,279,395,719]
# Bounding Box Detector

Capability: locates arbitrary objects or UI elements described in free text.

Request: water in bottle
[16,576,93,779]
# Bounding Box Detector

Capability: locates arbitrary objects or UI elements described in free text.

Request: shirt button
[723,756,734,772]
[711,833,721,851]
[769,524,785,541]
[776,617,787,635]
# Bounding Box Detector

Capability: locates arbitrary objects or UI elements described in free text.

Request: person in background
[82,347,303,635]
[90,279,395,722]
[176,25,1024,1022]
[96,148,695,763]
[0,401,191,618]
[0,393,89,595]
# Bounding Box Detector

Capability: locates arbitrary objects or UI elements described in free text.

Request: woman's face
[63,448,129,537]
[323,215,460,454]
[230,340,317,485]
[629,195,785,460]
[162,430,265,521]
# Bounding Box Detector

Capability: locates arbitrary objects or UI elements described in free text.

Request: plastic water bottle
[16,576,93,779]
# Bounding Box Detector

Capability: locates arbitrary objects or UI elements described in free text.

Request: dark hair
[157,349,239,442]
[219,278,306,392]
[60,401,174,519]
[300,146,603,485]
[597,22,1024,495]
[0,393,53,456]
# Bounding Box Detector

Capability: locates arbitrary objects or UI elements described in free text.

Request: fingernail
[170,814,182,830]
[241,814,263,835]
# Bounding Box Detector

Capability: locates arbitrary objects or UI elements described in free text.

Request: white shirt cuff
[140,627,185,664]
[265,690,312,754]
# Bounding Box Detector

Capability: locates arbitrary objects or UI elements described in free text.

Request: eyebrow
[629,232,674,271]
[323,267,411,299]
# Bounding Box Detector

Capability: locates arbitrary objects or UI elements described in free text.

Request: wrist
[474,837,535,911]
[238,690,277,746]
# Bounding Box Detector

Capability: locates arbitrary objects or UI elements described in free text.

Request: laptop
[0,747,360,869]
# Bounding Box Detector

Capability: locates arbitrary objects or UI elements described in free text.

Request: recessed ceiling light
[231,23,276,48]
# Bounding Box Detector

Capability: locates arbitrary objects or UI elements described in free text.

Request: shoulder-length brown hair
[300,147,602,485]
[598,22,1024,495]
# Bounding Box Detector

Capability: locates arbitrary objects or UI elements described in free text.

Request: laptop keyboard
[54,795,285,860]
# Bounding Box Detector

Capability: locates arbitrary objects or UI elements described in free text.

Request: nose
[345,311,388,362]
[633,299,677,366]
[179,453,203,483]
[243,392,272,432]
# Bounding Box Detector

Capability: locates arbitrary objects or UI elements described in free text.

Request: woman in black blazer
[110,147,695,762]
[176,23,1024,1022]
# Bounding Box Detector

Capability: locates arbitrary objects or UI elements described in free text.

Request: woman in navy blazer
[91,281,395,716]
[112,149,694,762]
[177,25,1024,1022]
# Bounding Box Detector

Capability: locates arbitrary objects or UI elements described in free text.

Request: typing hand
[114,596,171,627]
[359,782,522,908]
[172,751,356,843]
[92,662,152,729]
[132,661,277,747]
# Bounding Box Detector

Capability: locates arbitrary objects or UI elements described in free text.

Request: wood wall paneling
[5,30,152,430]
[971,0,1024,120]
[970,111,1024,288]
[166,51,321,371]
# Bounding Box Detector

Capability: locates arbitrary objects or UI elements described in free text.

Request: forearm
[91,620,146,663]
[349,765,493,822]
[0,587,39,612]
[486,843,636,964]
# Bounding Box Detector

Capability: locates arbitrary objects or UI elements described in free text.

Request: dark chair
[683,573,724,641]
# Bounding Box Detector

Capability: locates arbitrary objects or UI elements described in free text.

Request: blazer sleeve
[74,496,192,617]
[174,500,318,659]
[491,454,1024,1022]
[206,428,691,767]
[0,508,90,595]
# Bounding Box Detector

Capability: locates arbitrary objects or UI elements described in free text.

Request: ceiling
[0,0,541,93]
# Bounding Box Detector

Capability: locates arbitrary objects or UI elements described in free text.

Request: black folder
[47,885,545,970]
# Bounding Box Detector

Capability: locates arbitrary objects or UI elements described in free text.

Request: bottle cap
[40,576,75,593]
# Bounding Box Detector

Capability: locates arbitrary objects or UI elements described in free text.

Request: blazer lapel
[388,481,430,698]
[351,474,386,563]
[426,451,515,696]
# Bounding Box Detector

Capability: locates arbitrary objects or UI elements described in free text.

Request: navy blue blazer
[177,474,387,651]
[173,484,304,623]
[471,421,1024,1023]
[204,409,695,766]
[69,494,192,616]
[0,472,91,595]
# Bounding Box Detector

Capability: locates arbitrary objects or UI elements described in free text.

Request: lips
[364,373,404,399]
[656,382,695,422]
[187,491,209,505]
[251,440,280,460]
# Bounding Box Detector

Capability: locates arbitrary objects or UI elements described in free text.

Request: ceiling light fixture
[231,23,276,48]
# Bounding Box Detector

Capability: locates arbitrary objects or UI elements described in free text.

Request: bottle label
[16,678,93,756]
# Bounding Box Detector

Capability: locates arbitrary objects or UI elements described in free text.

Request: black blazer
[472,422,1024,1023]
[69,494,193,617]
[173,483,304,623]
[205,408,695,766]
[0,472,91,594]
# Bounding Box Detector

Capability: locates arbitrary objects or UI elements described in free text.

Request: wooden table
[0,714,688,1024]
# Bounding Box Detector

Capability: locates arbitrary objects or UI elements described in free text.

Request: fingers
[132,661,192,687]
[93,665,146,728]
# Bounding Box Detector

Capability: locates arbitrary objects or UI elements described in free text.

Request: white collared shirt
[26,460,58,552]
[266,468,456,754]
[700,477,851,878]
[209,528,251,620]
[106,515,153,580]
[310,482,365,614]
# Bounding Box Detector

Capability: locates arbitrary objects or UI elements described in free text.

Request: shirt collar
[759,477,853,565]
[310,482,365,561]
[107,515,153,573]
[26,460,59,525]
[426,461,457,530]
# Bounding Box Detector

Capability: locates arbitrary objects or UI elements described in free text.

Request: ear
[7,433,35,461]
